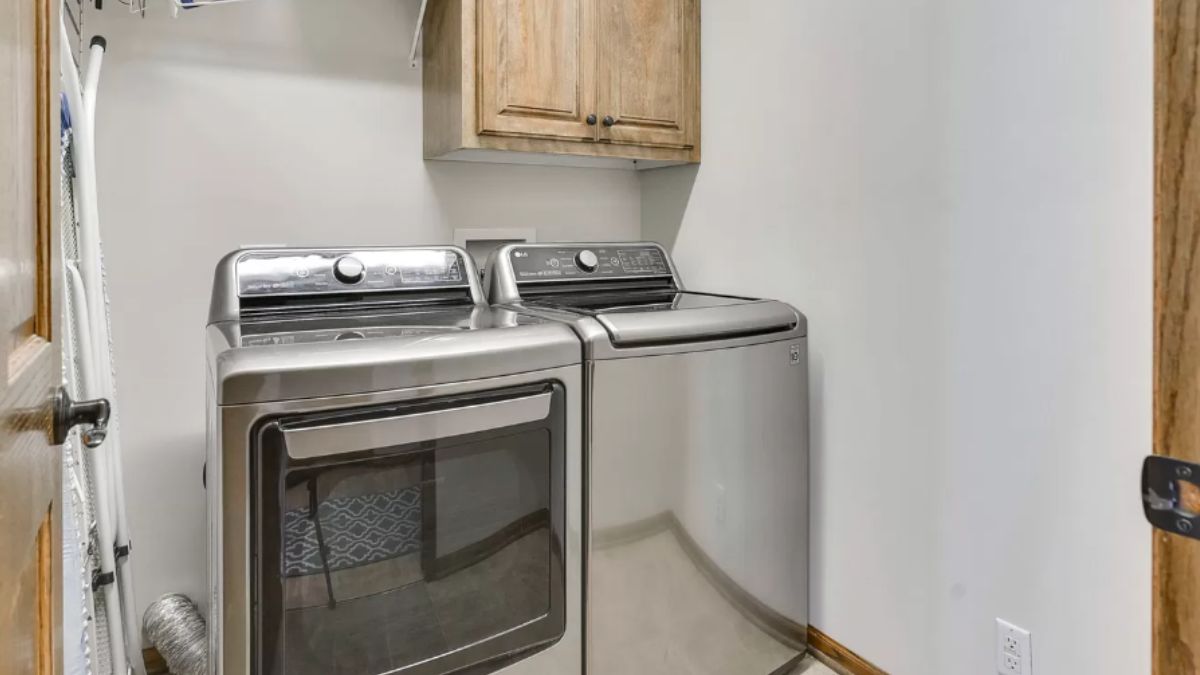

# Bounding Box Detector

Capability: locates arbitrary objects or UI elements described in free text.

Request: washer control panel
[509,245,671,282]
[237,249,467,297]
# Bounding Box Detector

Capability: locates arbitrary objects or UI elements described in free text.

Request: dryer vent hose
[143,593,208,675]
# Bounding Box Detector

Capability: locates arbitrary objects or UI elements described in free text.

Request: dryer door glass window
[252,383,567,675]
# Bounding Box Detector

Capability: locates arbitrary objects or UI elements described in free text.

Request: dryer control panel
[508,244,672,282]
[236,248,468,297]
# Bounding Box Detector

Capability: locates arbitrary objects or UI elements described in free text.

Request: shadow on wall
[423,160,643,243]
[640,164,699,251]
[139,431,209,611]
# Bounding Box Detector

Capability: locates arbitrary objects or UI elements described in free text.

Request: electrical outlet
[996,619,1032,675]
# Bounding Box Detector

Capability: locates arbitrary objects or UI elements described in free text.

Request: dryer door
[251,383,567,675]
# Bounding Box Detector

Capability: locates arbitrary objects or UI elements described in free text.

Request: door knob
[52,387,110,448]
[602,115,615,127]
[586,113,597,126]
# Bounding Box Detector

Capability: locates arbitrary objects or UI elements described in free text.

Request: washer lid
[525,290,804,346]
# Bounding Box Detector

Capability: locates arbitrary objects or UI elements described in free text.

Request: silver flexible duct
[142,594,208,675]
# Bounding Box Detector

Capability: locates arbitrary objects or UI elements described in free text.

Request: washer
[206,246,583,675]
[486,242,809,675]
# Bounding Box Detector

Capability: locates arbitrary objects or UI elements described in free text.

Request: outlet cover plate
[996,618,1032,675]
[453,228,537,274]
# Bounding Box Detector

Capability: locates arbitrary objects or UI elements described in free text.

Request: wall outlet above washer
[454,228,537,277]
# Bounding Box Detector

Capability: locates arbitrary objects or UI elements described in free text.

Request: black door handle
[602,115,615,127]
[52,387,110,448]
[586,113,597,126]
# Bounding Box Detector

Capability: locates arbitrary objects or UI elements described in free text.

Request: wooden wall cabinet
[423,0,700,169]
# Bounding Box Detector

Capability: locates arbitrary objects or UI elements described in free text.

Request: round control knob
[575,250,599,272]
[333,256,366,284]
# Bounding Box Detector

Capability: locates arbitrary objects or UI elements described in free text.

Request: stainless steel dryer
[206,246,583,675]
[486,243,809,675]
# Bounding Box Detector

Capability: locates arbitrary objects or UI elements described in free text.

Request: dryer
[486,242,809,675]
[206,246,583,675]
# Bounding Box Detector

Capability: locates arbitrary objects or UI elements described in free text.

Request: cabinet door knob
[602,115,615,127]
[586,113,597,126]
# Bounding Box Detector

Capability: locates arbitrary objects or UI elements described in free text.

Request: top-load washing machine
[486,242,809,675]
[205,246,583,675]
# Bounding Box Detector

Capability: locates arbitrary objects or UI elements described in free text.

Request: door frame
[1154,1,1200,672]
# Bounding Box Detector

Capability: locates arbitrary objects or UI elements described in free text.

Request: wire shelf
[126,0,256,18]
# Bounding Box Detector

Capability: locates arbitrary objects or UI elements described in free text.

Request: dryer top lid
[485,242,806,348]
[207,306,581,404]
[522,289,802,346]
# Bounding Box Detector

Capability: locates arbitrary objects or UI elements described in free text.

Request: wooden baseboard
[808,626,888,675]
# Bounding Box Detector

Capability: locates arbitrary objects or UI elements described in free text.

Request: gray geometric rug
[283,486,422,577]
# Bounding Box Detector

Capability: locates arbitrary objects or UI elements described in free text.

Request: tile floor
[791,655,839,674]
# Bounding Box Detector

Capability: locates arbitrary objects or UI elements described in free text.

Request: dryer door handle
[281,392,552,460]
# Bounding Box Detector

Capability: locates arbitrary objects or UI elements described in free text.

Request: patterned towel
[283,486,422,577]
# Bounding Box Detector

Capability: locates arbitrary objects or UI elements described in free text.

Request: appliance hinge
[1142,455,1200,540]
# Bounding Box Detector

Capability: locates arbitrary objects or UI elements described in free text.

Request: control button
[576,250,599,272]
[333,256,366,284]
[548,258,561,268]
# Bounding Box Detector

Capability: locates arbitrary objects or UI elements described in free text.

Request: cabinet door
[477,0,597,141]
[597,0,699,149]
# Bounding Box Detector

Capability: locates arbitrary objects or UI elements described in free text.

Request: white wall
[644,1,1151,674]
[84,0,640,625]
[86,0,1151,670]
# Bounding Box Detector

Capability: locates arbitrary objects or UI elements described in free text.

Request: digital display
[398,250,463,284]
[617,248,667,275]
[509,245,671,281]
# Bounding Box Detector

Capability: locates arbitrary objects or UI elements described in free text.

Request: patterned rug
[283,486,423,577]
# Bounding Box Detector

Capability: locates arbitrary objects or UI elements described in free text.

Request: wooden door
[477,0,598,142]
[596,0,699,150]
[0,0,61,672]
